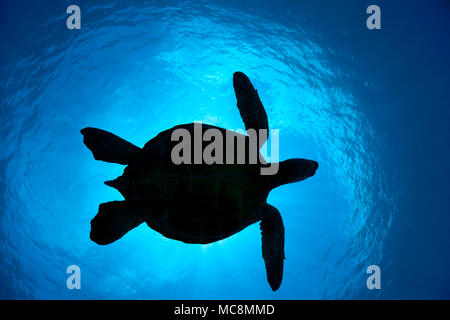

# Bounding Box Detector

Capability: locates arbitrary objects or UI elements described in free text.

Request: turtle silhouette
[81,72,318,291]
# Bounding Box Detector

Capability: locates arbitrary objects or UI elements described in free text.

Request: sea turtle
[81,72,318,291]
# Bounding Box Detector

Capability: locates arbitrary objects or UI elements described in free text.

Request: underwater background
[0,0,449,299]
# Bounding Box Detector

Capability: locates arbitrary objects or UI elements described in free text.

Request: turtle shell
[115,123,269,244]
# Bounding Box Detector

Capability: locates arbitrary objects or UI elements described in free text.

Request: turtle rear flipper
[233,72,269,146]
[81,127,141,165]
[260,204,285,291]
[90,201,143,245]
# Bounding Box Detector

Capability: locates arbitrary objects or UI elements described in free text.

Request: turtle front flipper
[90,201,143,245]
[81,127,141,165]
[233,72,269,146]
[260,204,285,291]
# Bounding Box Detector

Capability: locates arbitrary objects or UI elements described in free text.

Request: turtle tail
[104,178,120,189]
[81,127,141,165]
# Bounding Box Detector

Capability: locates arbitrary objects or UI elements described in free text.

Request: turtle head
[266,158,318,190]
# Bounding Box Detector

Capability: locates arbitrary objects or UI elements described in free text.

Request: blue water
[0,0,449,299]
